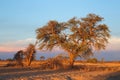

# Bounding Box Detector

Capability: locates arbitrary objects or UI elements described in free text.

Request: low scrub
[86,58,98,63]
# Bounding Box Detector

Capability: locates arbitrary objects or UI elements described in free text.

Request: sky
[0,0,120,60]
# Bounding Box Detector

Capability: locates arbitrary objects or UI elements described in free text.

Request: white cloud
[106,36,120,51]
[0,38,36,52]
[52,46,63,52]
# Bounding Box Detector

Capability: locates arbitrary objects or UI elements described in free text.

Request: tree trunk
[27,59,31,66]
[26,51,34,66]
[69,53,75,68]
[26,58,29,66]
[26,57,32,66]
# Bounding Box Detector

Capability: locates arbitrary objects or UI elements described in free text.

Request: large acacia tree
[36,14,110,67]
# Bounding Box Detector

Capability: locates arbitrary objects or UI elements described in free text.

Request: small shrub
[39,57,64,70]
[47,58,63,69]
[86,58,98,63]
[40,56,45,60]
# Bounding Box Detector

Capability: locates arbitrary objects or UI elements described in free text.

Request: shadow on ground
[105,71,120,80]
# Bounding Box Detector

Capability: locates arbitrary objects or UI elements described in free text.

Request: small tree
[40,56,45,60]
[36,14,110,68]
[101,57,104,63]
[13,50,24,66]
[13,44,36,67]
[24,44,36,66]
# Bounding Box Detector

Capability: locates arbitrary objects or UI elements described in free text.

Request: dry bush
[39,54,71,70]
[4,61,22,67]
[78,64,120,72]
[39,58,70,70]
[86,58,98,63]
[39,58,64,70]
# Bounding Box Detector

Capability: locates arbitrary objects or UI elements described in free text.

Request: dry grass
[0,61,120,80]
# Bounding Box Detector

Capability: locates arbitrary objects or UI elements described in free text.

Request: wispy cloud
[0,38,36,52]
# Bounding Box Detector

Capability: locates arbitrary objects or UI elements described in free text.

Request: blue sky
[0,0,120,60]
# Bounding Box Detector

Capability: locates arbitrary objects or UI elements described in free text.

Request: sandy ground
[0,68,120,80]
[0,62,120,80]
